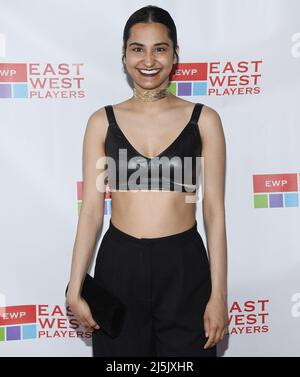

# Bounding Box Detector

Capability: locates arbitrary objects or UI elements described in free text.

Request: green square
[77,201,82,215]
[0,327,5,341]
[168,82,177,95]
[254,194,268,208]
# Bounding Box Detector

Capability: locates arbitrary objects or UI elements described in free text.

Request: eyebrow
[128,42,170,47]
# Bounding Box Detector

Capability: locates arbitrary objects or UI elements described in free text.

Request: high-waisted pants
[92,219,217,357]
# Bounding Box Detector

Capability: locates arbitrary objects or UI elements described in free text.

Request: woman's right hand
[67,296,100,332]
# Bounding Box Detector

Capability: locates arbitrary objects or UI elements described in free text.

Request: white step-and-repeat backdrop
[0,0,299,357]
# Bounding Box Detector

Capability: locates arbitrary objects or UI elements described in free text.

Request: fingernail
[95,325,100,329]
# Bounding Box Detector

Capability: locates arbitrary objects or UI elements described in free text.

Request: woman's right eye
[132,48,142,52]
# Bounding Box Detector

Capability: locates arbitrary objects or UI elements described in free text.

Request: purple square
[177,82,192,96]
[269,193,283,208]
[7,326,21,341]
[0,84,12,98]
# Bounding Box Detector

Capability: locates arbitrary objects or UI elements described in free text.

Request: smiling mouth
[138,69,161,77]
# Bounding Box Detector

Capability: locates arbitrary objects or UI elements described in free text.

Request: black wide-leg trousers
[92,219,217,357]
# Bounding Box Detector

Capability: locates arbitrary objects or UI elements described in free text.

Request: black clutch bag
[65,273,126,338]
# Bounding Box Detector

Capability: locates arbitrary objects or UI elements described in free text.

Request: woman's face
[123,22,178,91]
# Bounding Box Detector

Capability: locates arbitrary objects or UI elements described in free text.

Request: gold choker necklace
[133,87,170,102]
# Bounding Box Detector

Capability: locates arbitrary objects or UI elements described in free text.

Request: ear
[122,48,126,63]
[174,46,179,63]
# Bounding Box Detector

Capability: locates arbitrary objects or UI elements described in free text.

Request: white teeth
[140,69,160,75]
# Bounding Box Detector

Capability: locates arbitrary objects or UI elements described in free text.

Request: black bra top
[104,103,203,193]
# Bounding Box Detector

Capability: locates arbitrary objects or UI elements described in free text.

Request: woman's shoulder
[196,102,224,145]
[175,98,222,125]
[169,97,219,115]
[170,99,223,143]
[89,104,110,119]
[181,99,220,118]
[84,106,111,137]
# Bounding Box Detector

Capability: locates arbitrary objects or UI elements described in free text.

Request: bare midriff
[110,190,198,238]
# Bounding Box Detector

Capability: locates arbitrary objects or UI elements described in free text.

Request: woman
[67,5,228,357]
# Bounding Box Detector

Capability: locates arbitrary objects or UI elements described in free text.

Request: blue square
[22,324,37,339]
[13,84,28,98]
[193,81,207,95]
[284,193,298,207]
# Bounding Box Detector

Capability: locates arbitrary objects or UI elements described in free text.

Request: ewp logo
[0,305,37,341]
[169,63,208,97]
[0,62,85,99]
[0,304,91,341]
[0,63,28,98]
[253,173,299,208]
[169,60,262,97]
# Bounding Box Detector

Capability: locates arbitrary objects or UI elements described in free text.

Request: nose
[143,51,156,66]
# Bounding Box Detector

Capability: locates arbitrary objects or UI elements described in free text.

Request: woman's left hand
[203,295,229,349]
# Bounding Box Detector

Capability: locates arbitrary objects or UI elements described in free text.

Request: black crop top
[104,103,203,193]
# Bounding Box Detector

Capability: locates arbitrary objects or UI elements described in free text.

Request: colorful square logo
[0,305,37,341]
[253,173,299,208]
[169,63,208,96]
[0,64,28,98]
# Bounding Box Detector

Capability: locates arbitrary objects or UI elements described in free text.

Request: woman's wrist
[66,290,81,305]
[210,290,228,302]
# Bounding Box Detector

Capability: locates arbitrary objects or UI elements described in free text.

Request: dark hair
[122,5,179,65]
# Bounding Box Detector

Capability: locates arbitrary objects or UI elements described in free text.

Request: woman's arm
[199,105,228,349]
[66,108,108,304]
